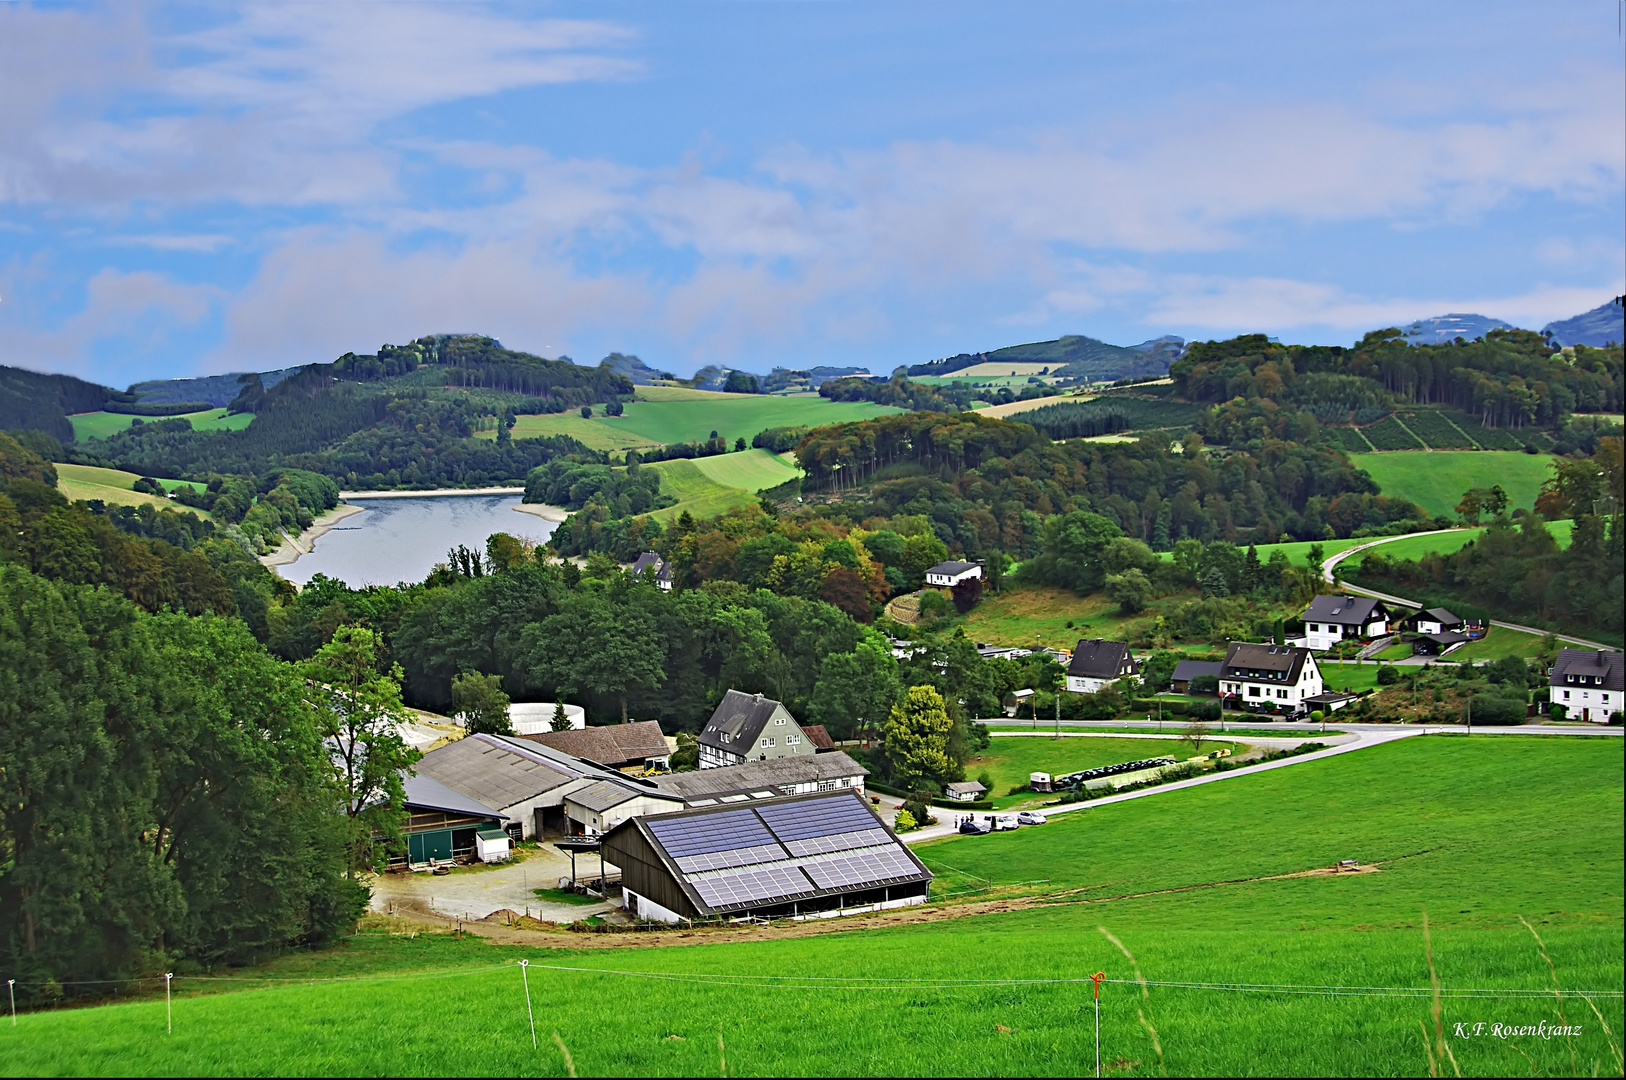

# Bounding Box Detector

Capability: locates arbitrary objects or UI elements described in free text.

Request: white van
[993,814,1020,831]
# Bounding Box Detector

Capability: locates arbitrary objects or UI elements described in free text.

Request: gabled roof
[400,772,504,820]
[523,720,670,767]
[1421,631,1467,645]
[602,791,931,918]
[566,778,683,815]
[651,752,867,803]
[1067,639,1137,680]
[1171,659,1223,683]
[629,551,665,580]
[945,781,986,795]
[926,560,980,576]
[1420,607,1461,625]
[1550,649,1624,692]
[1221,642,1311,683]
[1302,595,1386,625]
[414,733,575,810]
[698,689,798,754]
[800,724,836,750]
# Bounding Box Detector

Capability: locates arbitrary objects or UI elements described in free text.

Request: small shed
[1002,688,1036,717]
[944,780,987,802]
[474,828,513,863]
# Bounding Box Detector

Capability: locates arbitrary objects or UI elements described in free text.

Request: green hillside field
[5,736,1618,1077]
[640,449,803,521]
[484,387,903,453]
[1351,450,1558,519]
[54,463,208,514]
[69,407,254,442]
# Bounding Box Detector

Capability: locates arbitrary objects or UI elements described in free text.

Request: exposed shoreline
[511,502,570,523]
[259,503,369,568]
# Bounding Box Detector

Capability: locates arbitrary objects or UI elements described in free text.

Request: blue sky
[1,1,1621,387]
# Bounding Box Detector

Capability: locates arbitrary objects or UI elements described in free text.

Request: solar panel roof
[692,865,815,909]
[756,796,878,841]
[673,843,786,875]
[781,828,891,858]
[648,808,777,858]
[801,847,921,891]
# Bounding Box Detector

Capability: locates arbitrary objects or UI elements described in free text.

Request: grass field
[54,463,208,514]
[962,734,1236,807]
[5,737,1618,1077]
[69,407,254,442]
[1320,662,1385,693]
[949,584,1157,650]
[1445,624,1552,661]
[486,388,901,452]
[1352,451,1558,518]
[636,450,802,521]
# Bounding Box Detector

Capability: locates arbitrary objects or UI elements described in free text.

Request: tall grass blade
[551,1032,577,1078]
[1422,909,1461,1078]
[1099,926,1165,1077]
[719,1025,727,1077]
[1578,996,1624,1077]
[1520,916,1579,1077]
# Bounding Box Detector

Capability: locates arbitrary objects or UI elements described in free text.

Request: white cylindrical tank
[509,702,587,734]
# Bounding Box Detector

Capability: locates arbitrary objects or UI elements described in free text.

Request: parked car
[992,814,1020,831]
[1016,811,1047,825]
[958,818,991,835]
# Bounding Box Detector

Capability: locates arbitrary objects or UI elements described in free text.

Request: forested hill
[909,334,1182,382]
[0,365,122,442]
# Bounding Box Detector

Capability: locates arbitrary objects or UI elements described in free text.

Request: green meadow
[637,450,803,521]
[69,407,254,442]
[5,736,1619,1077]
[53,463,208,514]
[1351,451,1558,519]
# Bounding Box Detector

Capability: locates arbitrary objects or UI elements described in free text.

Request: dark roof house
[522,720,671,771]
[1302,595,1388,628]
[697,690,813,767]
[629,551,674,590]
[1220,642,1311,683]
[1549,649,1624,692]
[601,791,932,923]
[1067,639,1138,682]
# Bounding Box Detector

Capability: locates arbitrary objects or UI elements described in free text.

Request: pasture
[638,450,801,521]
[1351,451,1558,519]
[489,387,901,453]
[961,734,1237,807]
[54,463,208,513]
[68,407,254,442]
[4,736,1619,1077]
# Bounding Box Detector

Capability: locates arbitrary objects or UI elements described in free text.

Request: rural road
[1320,529,1615,650]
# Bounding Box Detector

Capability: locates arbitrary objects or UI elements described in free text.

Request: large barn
[601,791,932,924]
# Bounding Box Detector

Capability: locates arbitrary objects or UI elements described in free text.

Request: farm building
[1169,659,1222,693]
[651,751,868,805]
[698,690,816,769]
[412,733,578,840]
[601,791,933,924]
[1066,639,1139,694]
[925,560,983,587]
[522,720,672,772]
[1219,643,1323,716]
[799,724,836,750]
[943,781,986,802]
[629,551,674,591]
[1549,649,1623,723]
[1002,688,1036,716]
[1301,596,1392,652]
[508,702,586,733]
[393,773,506,867]
[562,779,685,836]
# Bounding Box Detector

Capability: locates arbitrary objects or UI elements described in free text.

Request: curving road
[1320,528,1615,650]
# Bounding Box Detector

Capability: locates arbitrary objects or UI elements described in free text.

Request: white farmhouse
[1219,642,1323,716]
[925,560,983,587]
[1301,595,1392,652]
[1065,639,1139,694]
[1549,649,1624,724]
[697,690,817,769]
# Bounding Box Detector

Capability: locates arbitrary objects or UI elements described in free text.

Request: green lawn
[964,734,1235,807]
[638,452,802,521]
[1319,662,1385,693]
[950,584,1170,650]
[6,737,1618,1077]
[69,407,253,442]
[1351,451,1558,518]
[1446,624,1553,661]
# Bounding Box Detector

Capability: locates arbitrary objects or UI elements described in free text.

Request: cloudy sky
[1,1,1622,386]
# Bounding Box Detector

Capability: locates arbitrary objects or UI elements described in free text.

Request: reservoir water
[277,495,559,588]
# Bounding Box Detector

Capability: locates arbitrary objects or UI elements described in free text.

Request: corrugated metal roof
[401,773,503,819]
[414,733,575,809]
[652,751,867,801]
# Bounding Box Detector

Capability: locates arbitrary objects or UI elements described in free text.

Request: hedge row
[1326,426,1375,453]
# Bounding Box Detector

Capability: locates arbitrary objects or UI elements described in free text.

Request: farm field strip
[7,737,1619,1078]
[68,407,253,441]
[1350,450,1558,518]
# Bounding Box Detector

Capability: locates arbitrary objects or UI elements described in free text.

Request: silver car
[1017,811,1047,825]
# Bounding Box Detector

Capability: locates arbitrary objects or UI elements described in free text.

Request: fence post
[165,972,173,1034]
[1090,971,1105,1077]
[8,979,14,1026]
[519,960,537,1049]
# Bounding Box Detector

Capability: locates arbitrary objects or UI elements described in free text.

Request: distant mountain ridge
[908,333,1184,382]
[1399,313,1513,345]
[1543,298,1625,348]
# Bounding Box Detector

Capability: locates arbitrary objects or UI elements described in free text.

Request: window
[720,733,730,743]
[762,737,775,747]
[1277,689,1287,699]
[786,735,800,746]
[775,717,786,725]
[1248,686,1261,697]
[1308,623,1318,632]
[1564,691,1571,699]
[817,779,838,791]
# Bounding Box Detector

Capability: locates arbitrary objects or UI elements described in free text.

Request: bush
[1188,674,1220,695]
[1467,693,1524,726]
[1376,665,1402,685]
[893,809,918,832]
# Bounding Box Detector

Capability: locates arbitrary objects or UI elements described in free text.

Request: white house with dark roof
[925,560,983,587]
[698,690,816,769]
[629,551,674,591]
[1065,639,1139,694]
[1301,595,1392,651]
[1219,643,1323,715]
[1549,649,1623,723]
[1413,607,1463,635]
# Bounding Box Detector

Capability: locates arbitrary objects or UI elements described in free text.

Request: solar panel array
[648,793,929,913]
[648,808,776,857]
[781,827,891,858]
[802,847,921,891]
[692,865,815,909]
[674,843,785,874]
[757,796,878,841]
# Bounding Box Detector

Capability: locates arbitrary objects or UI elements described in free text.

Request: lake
[277,495,559,588]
